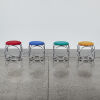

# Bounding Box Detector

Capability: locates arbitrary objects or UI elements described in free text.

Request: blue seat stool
[53,41,70,61]
[29,41,45,61]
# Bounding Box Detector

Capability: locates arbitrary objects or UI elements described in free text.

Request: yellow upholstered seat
[78,41,94,46]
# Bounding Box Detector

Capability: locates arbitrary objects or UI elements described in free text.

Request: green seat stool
[53,41,70,61]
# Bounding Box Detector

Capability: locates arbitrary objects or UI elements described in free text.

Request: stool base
[29,44,45,62]
[4,44,22,61]
[29,56,44,62]
[53,45,70,61]
[53,56,69,62]
[5,56,22,61]
[77,45,95,62]
[78,56,94,62]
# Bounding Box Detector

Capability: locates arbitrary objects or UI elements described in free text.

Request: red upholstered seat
[6,40,21,45]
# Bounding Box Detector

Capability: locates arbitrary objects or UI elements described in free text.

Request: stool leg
[77,45,80,61]
[29,45,32,60]
[44,44,45,59]
[93,46,95,59]
[4,45,8,60]
[67,45,70,60]
[91,45,95,61]
[53,45,55,59]
[90,46,93,60]
[19,44,22,60]
[65,45,68,60]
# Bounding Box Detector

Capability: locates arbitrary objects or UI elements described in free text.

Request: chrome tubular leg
[20,45,22,57]
[94,46,95,59]
[4,45,8,60]
[65,45,69,60]
[91,46,93,60]
[67,45,70,60]
[66,46,67,57]
[77,45,80,60]
[89,46,94,61]
[53,45,55,59]
[92,45,95,60]
[20,44,23,53]
[44,45,45,59]
[28,45,31,58]
[77,45,79,60]
[29,45,32,61]
[19,44,22,60]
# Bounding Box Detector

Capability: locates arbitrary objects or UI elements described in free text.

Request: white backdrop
[0,0,100,49]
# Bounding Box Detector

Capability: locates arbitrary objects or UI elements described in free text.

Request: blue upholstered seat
[29,41,45,46]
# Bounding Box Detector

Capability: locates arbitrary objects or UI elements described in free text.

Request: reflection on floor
[0,52,100,100]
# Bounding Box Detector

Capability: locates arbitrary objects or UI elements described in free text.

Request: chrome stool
[53,41,70,61]
[29,41,45,61]
[77,41,95,61]
[4,40,22,61]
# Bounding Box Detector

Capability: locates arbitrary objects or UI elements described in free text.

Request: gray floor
[0,49,100,100]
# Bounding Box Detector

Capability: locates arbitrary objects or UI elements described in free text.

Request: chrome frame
[53,44,70,61]
[77,45,95,61]
[4,44,22,61]
[28,44,45,61]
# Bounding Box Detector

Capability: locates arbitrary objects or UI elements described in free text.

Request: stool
[53,41,70,61]
[77,41,95,61]
[29,41,45,61]
[4,40,22,61]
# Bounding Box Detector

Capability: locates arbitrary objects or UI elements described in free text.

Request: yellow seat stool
[78,41,94,46]
[77,41,95,61]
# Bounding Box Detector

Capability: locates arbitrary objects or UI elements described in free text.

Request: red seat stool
[4,40,22,61]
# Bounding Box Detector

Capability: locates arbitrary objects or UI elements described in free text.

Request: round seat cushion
[54,41,69,46]
[78,41,94,46]
[6,40,21,45]
[29,41,45,46]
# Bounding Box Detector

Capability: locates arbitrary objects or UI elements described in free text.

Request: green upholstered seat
[54,41,69,46]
